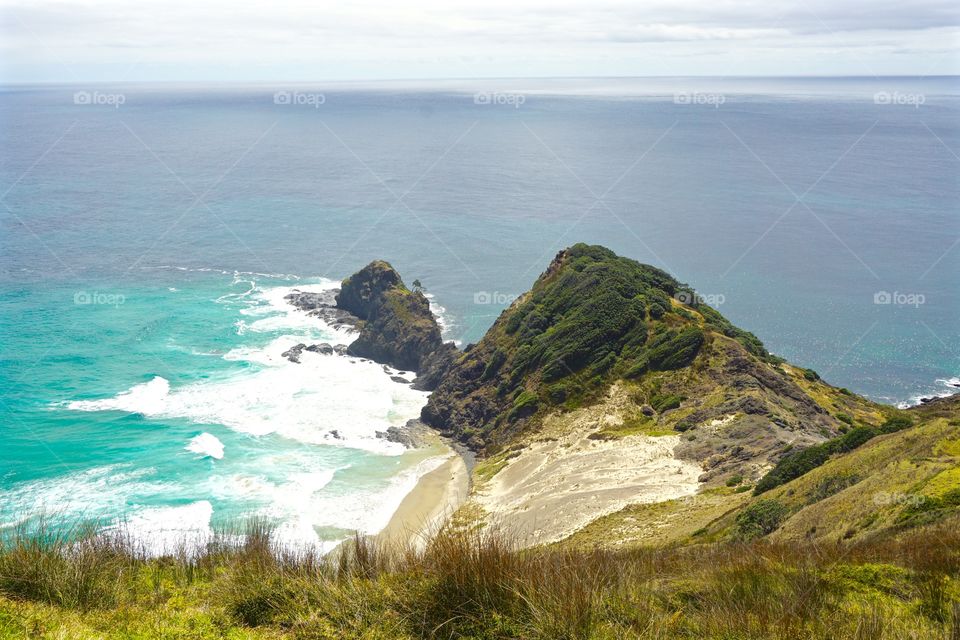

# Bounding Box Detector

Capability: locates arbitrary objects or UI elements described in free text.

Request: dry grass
[1,517,958,639]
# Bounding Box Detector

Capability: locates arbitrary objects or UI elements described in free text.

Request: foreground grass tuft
[1,517,958,639]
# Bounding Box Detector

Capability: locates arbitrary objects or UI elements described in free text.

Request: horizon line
[2,74,959,87]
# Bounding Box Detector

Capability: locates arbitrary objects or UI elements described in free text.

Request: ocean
[1,77,958,549]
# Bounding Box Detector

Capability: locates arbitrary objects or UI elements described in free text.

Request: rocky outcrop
[280,342,342,363]
[420,244,699,452]
[285,290,361,332]
[283,263,455,385]
[335,261,456,383]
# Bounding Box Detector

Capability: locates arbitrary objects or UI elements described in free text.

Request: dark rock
[285,289,362,333]
[305,343,335,355]
[640,404,656,417]
[336,262,404,320]
[335,260,451,376]
[413,342,458,391]
[281,343,306,363]
[375,419,432,449]
[391,375,411,384]
[285,290,337,310]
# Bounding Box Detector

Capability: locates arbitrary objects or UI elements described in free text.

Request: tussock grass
[1,517,958,639]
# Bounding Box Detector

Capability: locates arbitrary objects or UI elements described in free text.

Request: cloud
[0,0,957,80]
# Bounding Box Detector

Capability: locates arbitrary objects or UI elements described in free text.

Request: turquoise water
[1,270,443,549]
[1,78,958,548]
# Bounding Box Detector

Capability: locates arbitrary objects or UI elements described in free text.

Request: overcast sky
[1,0,958,82]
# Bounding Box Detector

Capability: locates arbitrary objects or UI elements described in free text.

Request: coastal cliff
[284,260,456,387]
[335,260,453,378]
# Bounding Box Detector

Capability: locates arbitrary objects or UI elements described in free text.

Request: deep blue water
[1,78,958,547]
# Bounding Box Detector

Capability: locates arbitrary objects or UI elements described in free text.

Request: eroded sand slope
[471,384,702,546]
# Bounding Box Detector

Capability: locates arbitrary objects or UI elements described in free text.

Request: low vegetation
[1,517,958,639]
[424,244,777,452]
[755,416,914,494]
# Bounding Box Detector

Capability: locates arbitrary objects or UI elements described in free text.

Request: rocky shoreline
[282,263,461,453]
[284,262,457,391]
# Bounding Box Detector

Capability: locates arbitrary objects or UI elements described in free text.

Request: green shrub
[509,390,539,420]
[698,304,772,361]
[897,489,960,525]
[482,349,507,381]
[547,383,568,404]
[828,426,877,454]
[736,500,789,539]
[754,445,832,494]
[646,327,704,371]
[651,393,683,413]
[879,416,913,434]
[755,416,917,495]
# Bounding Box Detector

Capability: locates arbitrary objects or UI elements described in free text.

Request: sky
[1,0,958,83]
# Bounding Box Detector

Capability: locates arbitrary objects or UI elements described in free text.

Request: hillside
[413,244,959,549]
[560,394,960,548]
[423,245,874,468]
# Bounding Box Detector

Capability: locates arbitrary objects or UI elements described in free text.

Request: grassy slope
[2,520,959,639]
[562,396,960,549]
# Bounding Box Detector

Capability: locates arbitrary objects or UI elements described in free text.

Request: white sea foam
[144,265,303,281]
[68,356,426,456]
[938,377,960,389]
[310,455,448,535]
[54,275,454,552]
[67,277,429,455]
[1,465,172,525]
[424,292,454,339]
[896,376,960,408]
[240,280,356,342]
[109,501,216,557]
[67,377,171,415]
[186,433,225,459]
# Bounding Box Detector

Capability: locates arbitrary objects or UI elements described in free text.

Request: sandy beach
[379,442,470,549]
[472,383,703,547]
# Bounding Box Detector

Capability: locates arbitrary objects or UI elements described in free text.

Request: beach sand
[379,444,469,549]
[472,383,703,547]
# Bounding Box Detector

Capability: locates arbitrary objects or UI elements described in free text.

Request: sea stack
[335,260,456,386]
